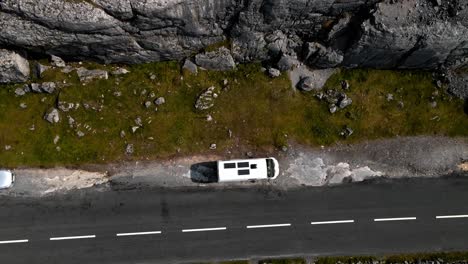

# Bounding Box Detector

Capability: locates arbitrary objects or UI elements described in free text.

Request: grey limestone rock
[0,49,30,83]
[195,86,219,110]
[268,68,281,78]
[195,47,235,71]
[50,55,65,67]
[447,72,468,99]
[0,0,465,73]
[44,108,60,123]
[40,82,56,94]
[182,59,198,74]
[76,67,108,83]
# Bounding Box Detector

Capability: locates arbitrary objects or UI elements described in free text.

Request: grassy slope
[0,61,466,167]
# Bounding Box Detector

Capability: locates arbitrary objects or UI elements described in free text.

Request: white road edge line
[246,223,291,229]
[436,214,468,219]
[182,227,227,233]
[374,217,417,222]
[0,239,29,244]
[311,220,355,225]
[50,235,96,241]
[116,231,162,237]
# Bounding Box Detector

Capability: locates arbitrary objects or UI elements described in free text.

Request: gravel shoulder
[2,136,467,197]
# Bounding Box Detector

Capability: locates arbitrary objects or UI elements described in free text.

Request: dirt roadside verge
[2,136,467,197]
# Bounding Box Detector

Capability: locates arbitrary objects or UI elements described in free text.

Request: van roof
[217,158,269,182]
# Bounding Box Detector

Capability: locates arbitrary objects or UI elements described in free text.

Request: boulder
[41,82,56,94]
[154,97,165,105]
[44,108,60,123]
[111,68,130,75]
[182,59,198,74]
[35,62,50,78]
[50,55,66,67]
[268,68,281,78]
[15,87,26,96]
[195,47,236,71]
[291,67,338,92]
[447,72,468,99]
[304,42,343,68]
[277,54,300,71]
[0,49,30,83]
[76,67,108,83]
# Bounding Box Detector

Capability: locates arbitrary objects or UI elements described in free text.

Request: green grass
[0,61,466,167]
[259,258,306,264]
[315,251,468,264]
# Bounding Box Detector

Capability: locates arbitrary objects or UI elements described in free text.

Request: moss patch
[0,61,466,167]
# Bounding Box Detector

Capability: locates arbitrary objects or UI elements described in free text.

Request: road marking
[116,231,162,237]
[182,227,227,233]
[311,220,355,225]
[374,217,417,222]
[50,235,96,241]
[0,239,29,244]
[436,214,468,219]
[246,223,291,229]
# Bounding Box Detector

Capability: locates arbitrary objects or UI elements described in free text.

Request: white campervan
[217,157,279,182]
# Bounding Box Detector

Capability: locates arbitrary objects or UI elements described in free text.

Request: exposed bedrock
[0,0,466,70]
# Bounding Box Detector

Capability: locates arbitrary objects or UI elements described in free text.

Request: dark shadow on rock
[190,161,218,183]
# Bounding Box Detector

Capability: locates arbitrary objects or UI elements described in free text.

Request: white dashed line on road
[50,235,96,241]
[246,223,291,229]
[0,239,29,244]
[311,220,355,225]
[436,214,468,219]
[182,227,227,233]
[374,217,417,222]
[116,231,162,237]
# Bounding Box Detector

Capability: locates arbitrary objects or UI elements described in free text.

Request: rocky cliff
[0,0,467,69]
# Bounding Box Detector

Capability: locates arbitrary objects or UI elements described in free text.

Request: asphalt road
[1,176,468,263]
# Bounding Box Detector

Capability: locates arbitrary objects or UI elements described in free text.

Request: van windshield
[266,159,275,178]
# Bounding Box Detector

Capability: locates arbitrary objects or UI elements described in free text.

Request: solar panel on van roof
[224,163,236,169]
[238,169,250,175]
[238,162,249,168]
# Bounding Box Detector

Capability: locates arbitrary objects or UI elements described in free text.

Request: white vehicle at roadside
[217,157,279,182]
[0,170,15,189]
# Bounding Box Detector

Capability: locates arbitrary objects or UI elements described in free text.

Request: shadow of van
[190,161,219,183]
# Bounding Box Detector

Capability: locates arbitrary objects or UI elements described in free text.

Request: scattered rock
[277,54,300,71]
[338,95,352,109]
[76,67,108,83]
[281,145,288,152]
[144,101,152,108]
[4,145,12,151]
[398,101,405,108]
[40,82,56,94]
[125,144,134,155]
[341,80,350,90]
[297,76,318,92]
[340,126,354,138]
[35,62,50,78]
[113,91,122,97]
[134,116,142,127]
[53,135,60,145]
[131,126,139,133]
[289,66,338,92]
[386,93,394,101]
[154,97,165,105]
[246,151,254,158]
[31,83,41,93]
[268,68,281,78]
[44,108,60,123]
[120,130,126,138]
[111,68,130,75]
[15,87,26,96]
[206,114,213,122]
[182,59,198,74]
[61,65,74,73]
[149,92,156,98]
[22,84,31,93]
[50,55,66,67]
[76,130,85,138]
[29,124,35,131]
[68,116,75,127]
[195,47,236,71]
[19,102,27,109]
[0,49,30,83]
[329,105,338,114]
[430,101,437,108]
[195,86,219,110]
[209,143,217,150]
